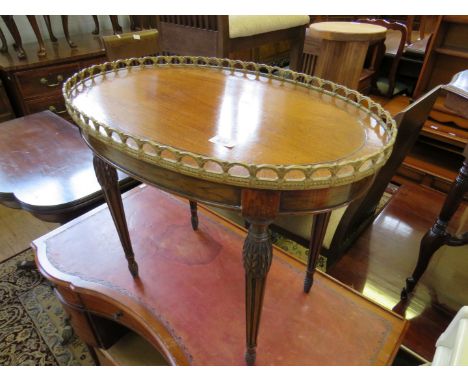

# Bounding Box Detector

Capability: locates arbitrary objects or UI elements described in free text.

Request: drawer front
[15,62,80,99]
[24,95,73,122]
[80,56,107,69]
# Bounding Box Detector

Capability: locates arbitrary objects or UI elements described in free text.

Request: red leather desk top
[33,184,407,365]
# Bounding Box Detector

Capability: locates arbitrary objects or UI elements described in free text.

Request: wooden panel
[14,62,80,100]
[426,54,468,90]
[23,94,70,120]
[405,16,468,196]
[158,22,218,56]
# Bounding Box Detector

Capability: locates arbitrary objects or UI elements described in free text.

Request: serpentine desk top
[0,111,133,222]
[33,185,407,365]
[64,56,397,190]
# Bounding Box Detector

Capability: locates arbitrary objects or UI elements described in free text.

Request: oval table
[63,56,397,365]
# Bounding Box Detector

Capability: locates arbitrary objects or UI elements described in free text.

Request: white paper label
[209,135,236,148]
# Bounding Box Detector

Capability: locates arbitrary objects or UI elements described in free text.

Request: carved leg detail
[189,200,198,230]
[61,16,77,48]
[27,16,46,57]
[242,222,273,366]
[93,156,139,277]
[92,15,100,35]
[43,16,58,42]
[304,211,331,293]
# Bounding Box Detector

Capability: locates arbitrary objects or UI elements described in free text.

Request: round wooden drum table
[63,56,397,365]
[308,21,387,89]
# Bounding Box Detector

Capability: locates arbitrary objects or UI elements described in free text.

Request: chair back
[358,18,408,97]
[155,16,222,56]
[102,29,160,61]
[329,84,442,252]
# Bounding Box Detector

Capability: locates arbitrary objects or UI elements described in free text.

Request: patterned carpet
[0,249,94,366]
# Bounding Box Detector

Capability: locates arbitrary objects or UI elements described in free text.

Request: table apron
[86,135,376,214]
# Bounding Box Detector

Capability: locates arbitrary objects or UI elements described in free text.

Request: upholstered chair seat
[228,15,311,38]
[210,206,346,250]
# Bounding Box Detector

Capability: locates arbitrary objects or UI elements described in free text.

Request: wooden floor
[328,182,468,361]
[0,204,59,262]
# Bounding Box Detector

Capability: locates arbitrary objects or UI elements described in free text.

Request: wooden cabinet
[0,79,14,122]
[396,16,468,194]
[0,33,108,122]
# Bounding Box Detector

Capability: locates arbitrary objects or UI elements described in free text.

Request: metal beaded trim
[63,55,398,191]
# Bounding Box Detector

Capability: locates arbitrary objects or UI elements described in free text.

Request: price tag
[209,135,236,149]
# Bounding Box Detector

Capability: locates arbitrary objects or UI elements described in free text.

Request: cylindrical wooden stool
[307,21,387,89]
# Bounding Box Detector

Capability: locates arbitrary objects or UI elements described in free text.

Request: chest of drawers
[0,33,107,123]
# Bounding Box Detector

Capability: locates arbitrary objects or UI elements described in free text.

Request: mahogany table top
[33,185,408,365]
[65,57,397,190]
[0,111,132,221]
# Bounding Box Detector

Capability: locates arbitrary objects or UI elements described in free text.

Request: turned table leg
[110,16,123,35]
[26,16,46,57]
[61,16,77,48]
[92,16,100,35]
[43,16,58,42]
[304,211,331,293]
[1,16,26,59]
[93,155,139,277]
[241,190,279,365]
[189,200,198,230]
[402,154,467,299]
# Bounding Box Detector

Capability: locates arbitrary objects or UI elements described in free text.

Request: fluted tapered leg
[304,211,331,293]
[241,189,280,365]
[93,155,139,277]
[242,221,273,365]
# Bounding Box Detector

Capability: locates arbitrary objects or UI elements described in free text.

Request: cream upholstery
[209,205,348,250]
[274,206,348,249]
[433,306,468,365]
[228,15,310,39]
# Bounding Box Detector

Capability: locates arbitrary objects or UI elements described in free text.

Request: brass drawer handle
[40,74,64,87]
[48,105,67,115]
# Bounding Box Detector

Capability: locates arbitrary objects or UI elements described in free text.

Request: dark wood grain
[33,185,408,365]
[71,66,390,167]
[0,111,135,223]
